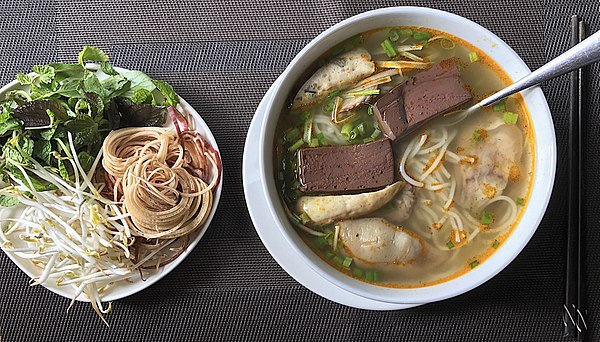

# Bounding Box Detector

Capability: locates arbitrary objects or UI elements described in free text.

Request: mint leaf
[153,80,179,107]
[0,119,21,136]
[0,195,19,207]
[3,144,27,165]
[64,116,99,147]
[16,73,33,85]
[81,71,104,96]
[100,62,119,76]
[78,46,109,66]
[32,65,56,84]
[77,151,95,172]
[33,140,52,163]
[132,88,151,104]
[57,159,69,181]
[18,136,34,160]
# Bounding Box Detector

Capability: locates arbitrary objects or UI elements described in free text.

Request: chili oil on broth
[274,26,535,288]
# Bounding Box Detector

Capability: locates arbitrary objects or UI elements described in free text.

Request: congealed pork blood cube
[297,139,394,194]
[373,59,473,141]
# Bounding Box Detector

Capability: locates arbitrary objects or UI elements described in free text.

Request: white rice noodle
[479,195,519,233]
[400,139,425,187]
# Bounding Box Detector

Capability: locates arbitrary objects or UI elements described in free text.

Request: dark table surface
[1,1,599,341]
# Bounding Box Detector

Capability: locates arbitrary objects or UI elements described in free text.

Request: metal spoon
[470,28,600,110]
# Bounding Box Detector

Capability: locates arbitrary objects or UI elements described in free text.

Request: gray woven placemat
[0,0,598,341]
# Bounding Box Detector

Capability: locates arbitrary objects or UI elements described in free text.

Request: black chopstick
[563,14,587,341]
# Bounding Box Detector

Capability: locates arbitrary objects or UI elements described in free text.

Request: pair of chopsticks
[563,15,587,341]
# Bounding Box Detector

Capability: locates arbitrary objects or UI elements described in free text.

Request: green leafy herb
[16,73,33,85]
[132,88,151,104]
[78,151,95,172]
[0,194,19,207]
[153,80,179,107]
[0,119,21,136]
[100,62,119,76]
[32,65,56,84]
[502,111,519,124]
[78,46,109,66]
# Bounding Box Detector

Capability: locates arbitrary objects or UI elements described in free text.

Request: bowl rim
[257,6,556,304]
[0,64,224,302]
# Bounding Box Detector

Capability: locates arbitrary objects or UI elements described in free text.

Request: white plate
[243,76,418,310]
[0,65,223,302]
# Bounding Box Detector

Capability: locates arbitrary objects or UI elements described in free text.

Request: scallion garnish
[388,29,400,42]
[492,240,500,249]
[481,211,493,225]
[363,137,375,143]
[303,114,313,143]
[469,51,479,63]
[325,101,335,112]
[516,197,525,206]
[447,241,455,249]
[381,39,397,58]
[328,90,341,99]
[492,101,506,112]
[365,271,379,282]
[325,251,335,259]
[502,111,519,124]
[370,128,381,140]
[314,236,328,249]
[299,213,311,224]
[309,138,319,147]
[367,105,374,116]
[413,31,432,42]
[347,89,380,97]
[341,122,354,137]
[317,132,329,146]
[352,268,364,278]
[470,260,479,268]
[288,138,305,152]
[342,257,353,268]
[285,127,300,142]
[333,255,345,266]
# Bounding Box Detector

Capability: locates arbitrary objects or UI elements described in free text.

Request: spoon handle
[479,29,600,107]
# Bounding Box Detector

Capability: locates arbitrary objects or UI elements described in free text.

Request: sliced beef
[298,139,394,194]
[373,59,472,141]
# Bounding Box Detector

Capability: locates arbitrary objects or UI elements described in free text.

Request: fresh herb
[481,211,493,225]
[469,52,479,63]
[492,240,500,249]
[447,241,455,249]
[0,194,19,207]
[516,197,525,206]
[470,260,480,268]
[365,271,378,282]
[288,139,305,152]
[388,29,400,42]
[502,111,519,125]
[333,255,345,266]
[78,46,109,66]
[342,257,353,268]
[309,138,319,147]
[381,39,397,58]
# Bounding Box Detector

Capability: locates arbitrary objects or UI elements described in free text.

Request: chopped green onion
[333,255,345,266]
[328,90,341,99]
[303,114,313,143]
[492,101,506,112]
[309,138,319,147]
[352,268,364,278]
[325,251,335,259]
[341,122,354,137]
[469,52,479,63]
[356,122,367,136]
[285,127,300,142]
[388,29,400,42]
[503,111,519,125]
[370,128,381,140]
[470,260,480,268]
[398,29,413,39]
[447,241,455,249]
[299,213,311,224]
[325,101,335,112]
[349,127,360,140]
[516,197,525,206]
[288,139,305,152]
[381,39,397,58]
[314,236,328,249]
[471,129,482,144]
[413,31,432,41]
[367,105,374,116]
[363,137,375,143]
[342,257,353,268]
[347,89,380,97]
[492,240,500,249]
[365,271,379,282]
[317,132,329,146]
[481,211,493,225]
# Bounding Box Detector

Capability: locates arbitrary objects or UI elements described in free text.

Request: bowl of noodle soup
[258,7,555,304]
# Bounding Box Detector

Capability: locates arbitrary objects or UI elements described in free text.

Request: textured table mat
[1,1,599,341]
